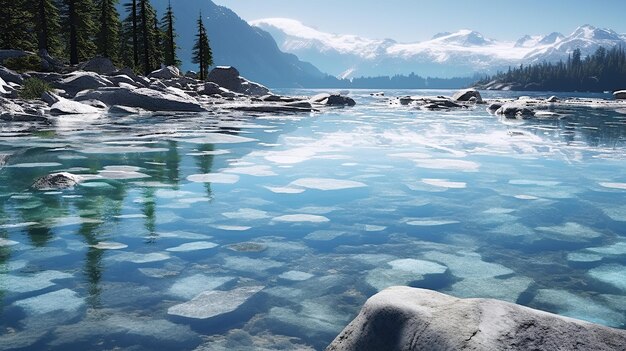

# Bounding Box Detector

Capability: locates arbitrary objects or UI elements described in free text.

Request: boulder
[109,74,139,88]
[452,88,483,103]
[495,103,534,118]
[547,95,559,103]
[115,67,151,87]
[50,97,102,115]
[74,87,205,112]
[310,93,356,107]
[109,105,144,115]
[614,90,626,100]
[80,57,117,75]
[32,172,82,190]
[487,103,502,113]
[0,77,10,96]
[0,97,43,122]
[199,82,222,96]
[207,66,242,92]
[56,71,113,97]
[0,66,24,84]
[239,79,271,96]
[327,287,626,351]
[148,66,181,80]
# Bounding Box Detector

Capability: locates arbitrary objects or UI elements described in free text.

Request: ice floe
[168,285,264,319]
[532,289,625,327]
[223,256,284,273]
[211,225,251,231]
[273,214,330,223]
[222,208,269,220]
[421,178,466,189]
[364,225,386,232]
[588,265,626,291]
[7,162,62,168]
[166,241,218,252]
[187,173,240,184]
[1,270,73,293]
[108,252,170,264]
[264,186,306,194]
[304,230,346,241]
[598,182,626,190]
[535,222,602,241]
[169,274,236,299]
[365,258,448,291]
[406,219,459,226]
[279,271,315,281]
[413,159,480,171]
[90,241,128,250]
[0,238,19,246]
[13,288,84,315]
[224,165,277,177]
[288,178,367,191]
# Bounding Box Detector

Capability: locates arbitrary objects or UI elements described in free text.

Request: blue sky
[213,0,626,41]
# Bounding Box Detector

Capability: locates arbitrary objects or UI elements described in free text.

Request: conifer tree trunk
[38,0,49,51]
[68,0,78,64]
[141,0,149,75]
[132,0,138,67]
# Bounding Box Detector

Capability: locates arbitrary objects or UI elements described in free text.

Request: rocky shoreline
[0,58,356,124]
[327,287,626,351]
[386,88,626,119]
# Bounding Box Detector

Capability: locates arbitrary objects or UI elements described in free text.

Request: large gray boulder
[75,87,205,112]
[149,66,181,80]
[0,50,32,64]
[0,66,24,84]
[614,90,626,100]
[56,71,113,97]
[79,57,117,75]
[44,93,101,115]
[328,287,626,351]
[452,88,483,103]
[240,78,270,96]
[207,66,242,92]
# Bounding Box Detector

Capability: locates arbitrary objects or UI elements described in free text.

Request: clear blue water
[0,89,625,350]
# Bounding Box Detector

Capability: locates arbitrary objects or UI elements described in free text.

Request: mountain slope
[145,0,325,87]
[252,19,626,78]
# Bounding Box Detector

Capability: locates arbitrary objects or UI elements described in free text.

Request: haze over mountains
[252,18,626,79]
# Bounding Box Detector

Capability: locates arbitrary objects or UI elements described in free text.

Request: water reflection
[0,90,624,350]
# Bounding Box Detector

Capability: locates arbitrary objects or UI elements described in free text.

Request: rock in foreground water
[327,286,626,351]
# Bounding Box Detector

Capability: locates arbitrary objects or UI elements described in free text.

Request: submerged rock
[327,286,626,351]
[168,285,264,319]
[32,172,82,190]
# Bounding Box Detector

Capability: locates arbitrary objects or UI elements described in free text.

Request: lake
[1,89,625,350]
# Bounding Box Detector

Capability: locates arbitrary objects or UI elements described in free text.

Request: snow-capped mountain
[251,19,626,78]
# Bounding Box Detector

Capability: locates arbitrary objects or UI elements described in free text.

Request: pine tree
[160,1,180,67]
[192,12,213,81]
[32,0,63,57]
[95,0,121,63]
[0,0,36,51]
[122,0,139,68]
[62,0,97,64]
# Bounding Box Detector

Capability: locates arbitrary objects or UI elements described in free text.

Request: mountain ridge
[251,19,626,79]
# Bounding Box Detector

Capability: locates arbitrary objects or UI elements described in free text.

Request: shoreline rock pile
[0,57,357,123]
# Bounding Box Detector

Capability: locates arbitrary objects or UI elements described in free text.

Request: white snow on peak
[250,18,390,59]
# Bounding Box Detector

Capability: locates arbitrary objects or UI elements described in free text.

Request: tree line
[0,0,214,77]
[475,46,626,92]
